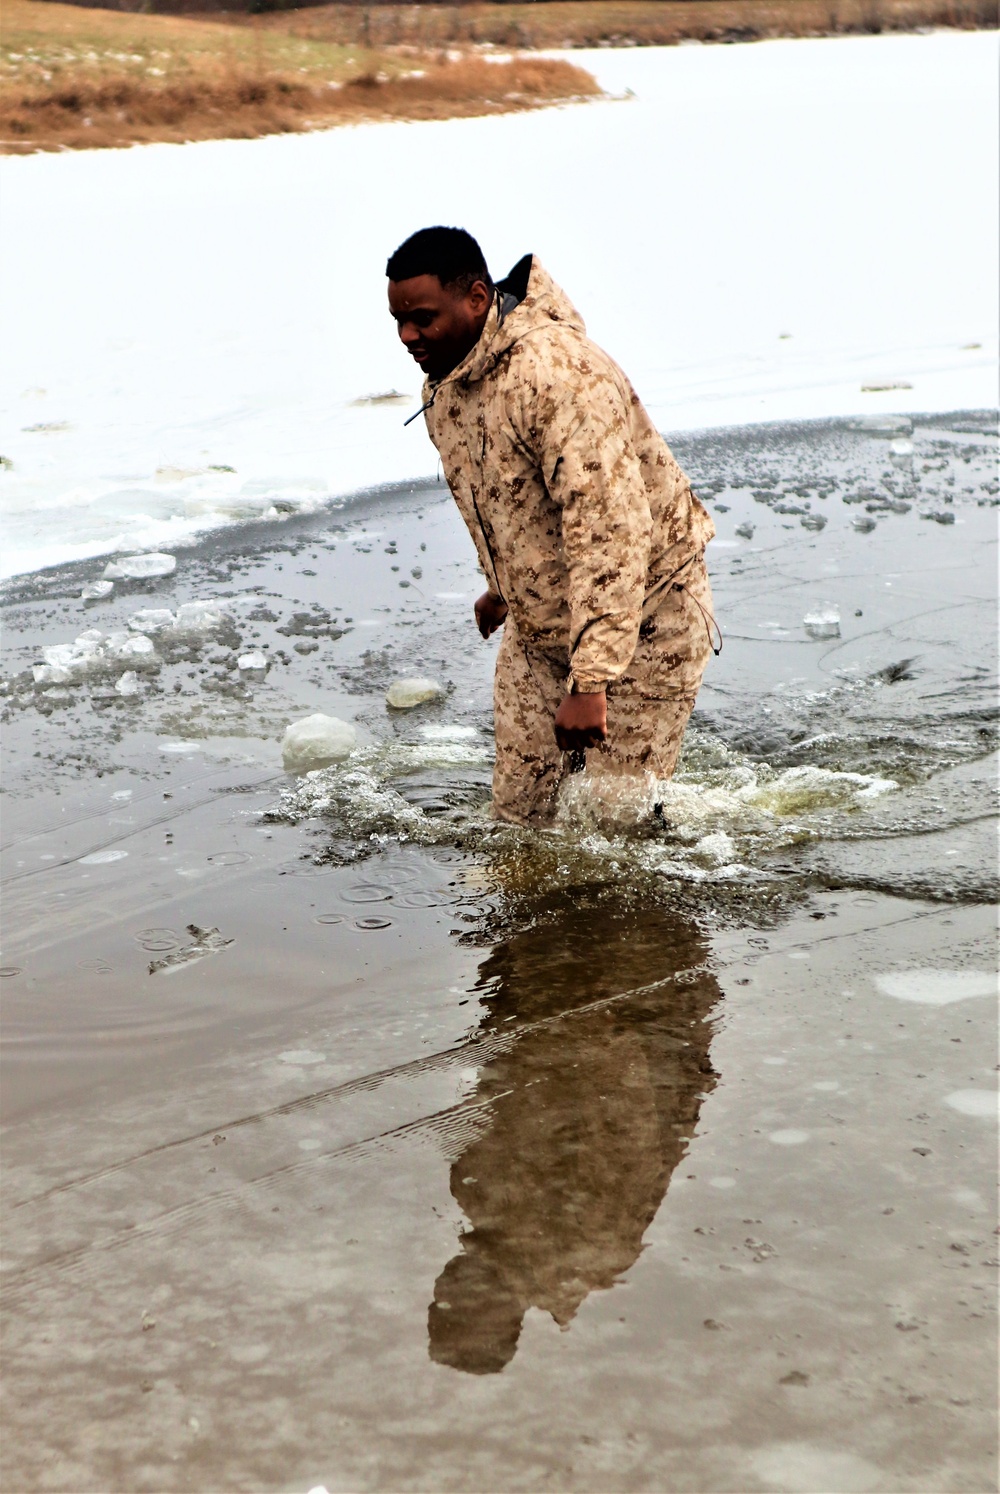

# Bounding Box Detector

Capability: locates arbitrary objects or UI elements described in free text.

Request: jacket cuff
[569,675,609,694]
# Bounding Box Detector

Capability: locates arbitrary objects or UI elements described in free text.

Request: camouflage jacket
[423,256,715,692]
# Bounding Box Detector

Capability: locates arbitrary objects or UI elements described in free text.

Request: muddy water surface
[1,414,996,1491]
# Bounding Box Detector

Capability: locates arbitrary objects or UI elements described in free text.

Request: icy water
[1,415,997,1491]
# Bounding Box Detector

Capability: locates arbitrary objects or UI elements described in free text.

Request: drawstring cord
[674,582,723,656]
[403,389,436,427]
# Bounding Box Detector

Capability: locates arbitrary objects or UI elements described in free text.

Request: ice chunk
[800,512,827,532]
[41,639,102,678]
[386,677,444,709]
[889,438,914,466]
[175,600,226,631]
[852,515,877,533]
[803,609,841,640]
[33,663,73,687]
[238,650,268,682]
[102,552,176,580]
[107,633,156,664]
[115,670,140,697]
[735,521,755,540]
[128,608,175,633]
[80,579,114,601]
[922,510,956,525]
[281,714,356,772]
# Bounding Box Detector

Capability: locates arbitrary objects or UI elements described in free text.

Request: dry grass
[196,0,998,47]
[0,0,599,150]
[2,0,993,152]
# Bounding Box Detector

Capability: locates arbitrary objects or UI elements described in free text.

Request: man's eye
[413,313,435,329]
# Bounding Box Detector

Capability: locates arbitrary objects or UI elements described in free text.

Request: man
[386,226,718,828]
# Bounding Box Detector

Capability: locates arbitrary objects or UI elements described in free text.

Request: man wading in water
[387,226,719,827]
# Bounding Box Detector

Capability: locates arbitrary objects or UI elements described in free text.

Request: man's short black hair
[386,226,492,294]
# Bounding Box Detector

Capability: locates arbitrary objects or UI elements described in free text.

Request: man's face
[388,274,492,382]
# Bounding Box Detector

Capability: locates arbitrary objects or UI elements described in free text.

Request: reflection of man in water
[427,892,720,1375]
[387,226,719,828]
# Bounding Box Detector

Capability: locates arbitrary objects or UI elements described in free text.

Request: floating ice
[80,579,114,601]
[735,521,755,540]
[175,600,227,631]
[115,670,140,697]
[874,970,997,1005]
[278,1050,326,1065]
[158,739,201,754]
[386,677,444,709]
[128,608,175,633]
[79,849,128,865]
[800,512,827,532]
[238,650,268,681]
[108,633,156,664]
[282,714,356,773]
[803,609,841,640]
[852,515,877,533]
[889,438,914,465]
[102,552,176,580]
[944,1090,998,1119]
[419,724,477,741]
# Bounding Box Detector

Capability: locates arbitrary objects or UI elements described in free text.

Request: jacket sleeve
[508,343,653,692]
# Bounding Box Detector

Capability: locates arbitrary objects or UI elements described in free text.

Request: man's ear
[468,278,493,317]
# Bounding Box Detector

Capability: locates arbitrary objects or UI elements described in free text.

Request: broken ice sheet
[102,553,176,580]
[803,609,841,640]
[148,924,234,975]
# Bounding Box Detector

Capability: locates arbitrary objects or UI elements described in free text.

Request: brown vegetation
[0,1,599,150]
[232,0,998,48]
[2,0,994,153]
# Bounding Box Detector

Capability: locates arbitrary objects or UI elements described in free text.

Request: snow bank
[0,31,995,579]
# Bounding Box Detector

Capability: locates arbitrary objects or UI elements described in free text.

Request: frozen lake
[0,29,997,578]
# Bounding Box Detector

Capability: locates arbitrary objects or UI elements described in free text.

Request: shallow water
[1,414,997,1491]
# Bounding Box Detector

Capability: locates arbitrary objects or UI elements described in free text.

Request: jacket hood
[433,255,586,392]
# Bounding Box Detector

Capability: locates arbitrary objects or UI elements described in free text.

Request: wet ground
[1,413,997,1492]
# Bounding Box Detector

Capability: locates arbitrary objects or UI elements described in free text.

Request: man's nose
[399,321,421,347]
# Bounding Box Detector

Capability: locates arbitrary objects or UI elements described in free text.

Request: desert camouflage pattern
[492,556,715,825]
[421,254,717,824]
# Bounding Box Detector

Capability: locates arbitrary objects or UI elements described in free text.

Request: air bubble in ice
[80,579,114,601]
[102,552,176,580]
[874,970,996,1005]
[386,677,444,709]
[803,609,841,640]
[115,670,140,697]
[128,608,175,633]
[238,650,268,681]
[944,1090,998,1119]
[281,714,356,773]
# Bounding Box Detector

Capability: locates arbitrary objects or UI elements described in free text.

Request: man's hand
[474,591,508,639]
[554,690,607,752]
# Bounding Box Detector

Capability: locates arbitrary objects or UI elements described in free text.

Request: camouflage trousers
[492,555,716,827]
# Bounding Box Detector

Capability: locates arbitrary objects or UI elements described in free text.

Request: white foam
[874,970,997,1005]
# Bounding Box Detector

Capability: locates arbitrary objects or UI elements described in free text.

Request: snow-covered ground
[0,30,996,579]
